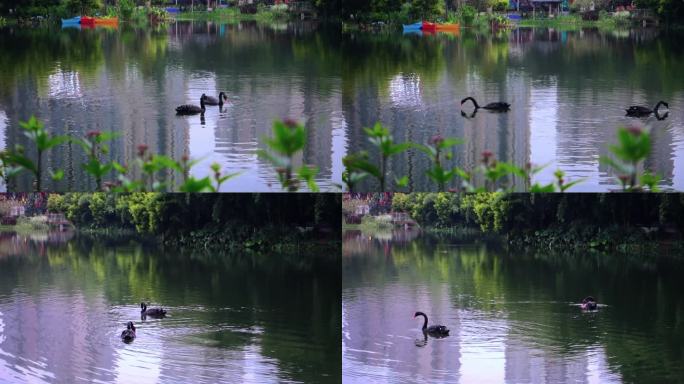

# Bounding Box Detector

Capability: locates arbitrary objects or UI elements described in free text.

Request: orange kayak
[436,23,460,31]
[95,17,118,25]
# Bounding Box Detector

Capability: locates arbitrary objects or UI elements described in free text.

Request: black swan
[580,296,598,311]
[626,101,668,117]
[414,311,450,336]
[204,92,227,106]
[141,302,167,318]
[121,321,136,342]
[461,96,510,112]
[176,94,206,115]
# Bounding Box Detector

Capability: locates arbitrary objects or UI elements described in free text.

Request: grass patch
[175,6,289,23]
[0,215,54,235]
[518,13,631,29]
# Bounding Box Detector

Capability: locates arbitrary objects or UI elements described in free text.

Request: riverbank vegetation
[346,193,684,254]
[0,0,295,25]
[337,0,682,28]
[175,4,290,23]
[2,0,682,27]
[46,193,341,252]
[397,193,684,252]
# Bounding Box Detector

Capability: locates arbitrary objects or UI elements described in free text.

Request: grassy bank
[343,214,409,233]
[518,13,631,29]
[175,7,289,23]
[0,215,70,234]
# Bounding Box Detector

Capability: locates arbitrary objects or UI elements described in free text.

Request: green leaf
[529,183,556,192]
[50,169,64,181]
[180,177,215,192]
[395,175,409,188]
[298,165,319,192]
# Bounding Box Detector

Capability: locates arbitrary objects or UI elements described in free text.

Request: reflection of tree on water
[0,234,340,383]
[343,230,684,383]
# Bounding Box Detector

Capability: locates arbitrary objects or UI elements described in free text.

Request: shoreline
[345,215,684,256]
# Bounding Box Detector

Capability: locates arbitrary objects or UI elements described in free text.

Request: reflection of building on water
[504,342,621,383]
[0,289,118,383]
[343,46,532,191]
[48,68,82,99]
[343,283,460,383]
[462,73,531,190]
[389,74,423,108]
[168,21,340,189]
[2,22,340,191]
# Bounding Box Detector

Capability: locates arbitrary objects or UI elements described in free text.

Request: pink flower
[481,150,493,164]
[626,126,643,136]
[137,144,149,157]
[87,130,102,139]
[429,134,444,146]
[283,118,299,128]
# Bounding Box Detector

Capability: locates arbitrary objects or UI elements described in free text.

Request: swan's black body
[414,311,449,336]
[204,92,227,106]
[626,101,668,117]
[141,302,167,318]
[121,321,136,342]
[176,94,206,115]
[581,296,598,311]
[461,96,510,112]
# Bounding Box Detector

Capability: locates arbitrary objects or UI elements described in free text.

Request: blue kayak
[61,16,81,25]
[402,22,422,31]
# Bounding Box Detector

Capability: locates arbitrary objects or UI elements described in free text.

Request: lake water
[0,21,344,191]
[342,27,684,191]
[0,231,340,383]
[342,229,684,383]
[1,24,683,191]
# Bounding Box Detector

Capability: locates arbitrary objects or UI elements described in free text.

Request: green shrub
[491,0,509,12]
[118,0,135,20]
[458,5,477,25]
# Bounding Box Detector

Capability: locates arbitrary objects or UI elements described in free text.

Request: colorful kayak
[421,21,437,31]
[94,17,118,25]
[402,22,422,31]
[80,16,95,25]
[61,16,80,25]
[436,23,460,31]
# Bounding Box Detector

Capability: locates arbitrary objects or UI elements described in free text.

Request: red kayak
[421,21,436,31]
[80,16,95,25]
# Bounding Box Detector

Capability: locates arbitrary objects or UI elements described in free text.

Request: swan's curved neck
[418,313,428,330]
[654,101,666,111]
[466,97,480,109]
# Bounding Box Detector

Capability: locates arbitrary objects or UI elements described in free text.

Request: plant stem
[36,149,42,191]
[380,154,386,191]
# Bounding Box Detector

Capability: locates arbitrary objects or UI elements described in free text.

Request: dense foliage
[47,193,341,250]
[392,193,684,235]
